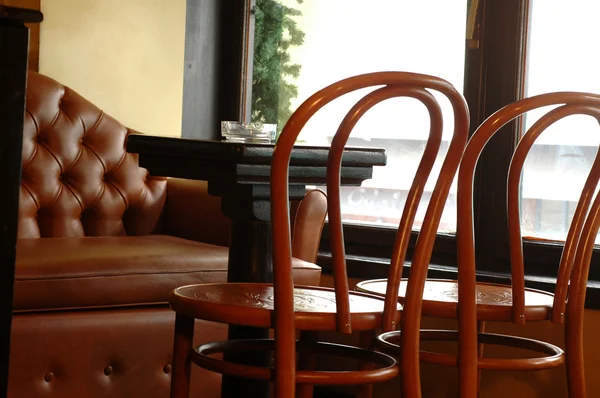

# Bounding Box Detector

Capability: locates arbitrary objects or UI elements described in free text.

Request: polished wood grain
[0,5,42,396]
[171,283,400,330]
[357,279,553,321]
[276,74,467,398]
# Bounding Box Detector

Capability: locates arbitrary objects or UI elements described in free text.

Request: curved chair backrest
[270,72,469,397]
[567,155,600,389]
[456,92,600,393]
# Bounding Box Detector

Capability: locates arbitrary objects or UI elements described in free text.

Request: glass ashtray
[221,121,277,143]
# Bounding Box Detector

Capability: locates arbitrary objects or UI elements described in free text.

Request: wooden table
[126,136,386,397]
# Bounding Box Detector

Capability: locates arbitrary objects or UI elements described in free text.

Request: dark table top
[126,135,387,188]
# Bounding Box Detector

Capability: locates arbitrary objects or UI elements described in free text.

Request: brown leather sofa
[8,73,323,398]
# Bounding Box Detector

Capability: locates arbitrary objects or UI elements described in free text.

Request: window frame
[228,0,600,299]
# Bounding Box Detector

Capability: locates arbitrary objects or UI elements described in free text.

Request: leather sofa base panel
[9,307,225,398]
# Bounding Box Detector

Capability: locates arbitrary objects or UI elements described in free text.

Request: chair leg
[565,320,587,397]
[477,320,485,392]
[401,327,422,398]
[171,313,195,398]
[296,331,318,398]
[356,330,376,398]
[458,320,479,398]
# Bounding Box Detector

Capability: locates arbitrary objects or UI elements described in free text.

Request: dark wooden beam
[216,0,249,126]
[181,0,221,140]
[468,0,529,272]
[0,0,41,71]
[0,5,42,396]
[181,0,252,140]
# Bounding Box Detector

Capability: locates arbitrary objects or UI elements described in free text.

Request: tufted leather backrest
[18,73,167,238]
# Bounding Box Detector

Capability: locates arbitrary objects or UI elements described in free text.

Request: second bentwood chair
[167,71,469,398]
[373,92,600,398]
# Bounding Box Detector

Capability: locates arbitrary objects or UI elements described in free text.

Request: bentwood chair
[372,92,600,397]
[168,71,469,398]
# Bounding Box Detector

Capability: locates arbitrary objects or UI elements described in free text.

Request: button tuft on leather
[104,365,113,376]
[163,364,172,374]
[18,73,169,239]
[44,372,54,382]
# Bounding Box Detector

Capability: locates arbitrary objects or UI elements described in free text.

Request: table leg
[221,198,272,398]
[226,210,273,284]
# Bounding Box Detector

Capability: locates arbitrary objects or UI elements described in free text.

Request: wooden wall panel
[182,0,221,140]
[0,0,40,71]
[182,0,250,140]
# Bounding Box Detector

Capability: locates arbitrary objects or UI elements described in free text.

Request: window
[470,0,600,282]
[234,0,600,283]
[250,0,467,233]
[521,0,600,242]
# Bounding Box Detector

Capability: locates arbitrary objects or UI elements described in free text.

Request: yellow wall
[39,0,186,137]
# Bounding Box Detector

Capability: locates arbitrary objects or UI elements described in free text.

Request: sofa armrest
[163,178,231,247]
[292,189,327,263]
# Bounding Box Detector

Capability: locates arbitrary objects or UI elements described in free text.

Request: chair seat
[356,278,554,321]
[170,283,402,331]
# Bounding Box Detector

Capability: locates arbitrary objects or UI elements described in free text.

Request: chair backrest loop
[327,85,444,333]
[271,71,469,397]
[455,92,600,395]
[507,104,600,323]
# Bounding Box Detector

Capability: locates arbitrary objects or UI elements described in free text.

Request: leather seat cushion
[14,235,321,312]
